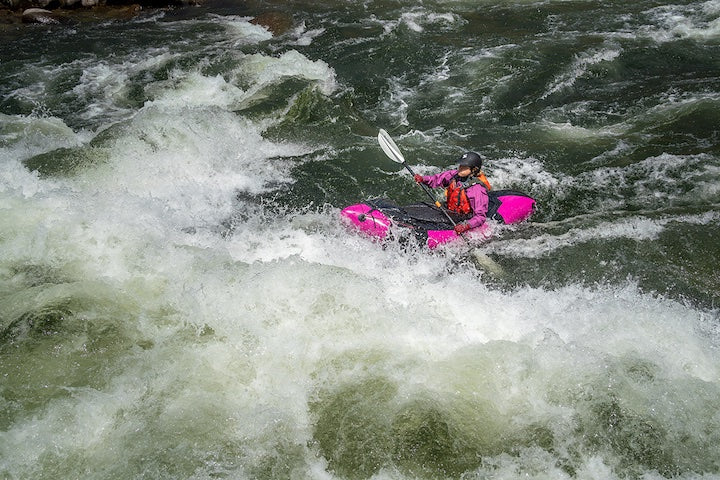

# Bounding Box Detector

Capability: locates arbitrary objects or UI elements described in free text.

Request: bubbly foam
[3,127,719,480]
[290,21,326,46]
[542,47,623,99]
[399,9,460,33]
[642,1,720,42]
[484,211,720,259]
[239,50,337,98]
[215,15,274,44]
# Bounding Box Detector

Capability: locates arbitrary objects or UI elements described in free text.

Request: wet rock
[98,3,141,18]
[78,4,141,20]
[41,3,141,22]
[250,11,293,35]
[1,0,23,9]
[0,8,22,23]
[22,7,58,23]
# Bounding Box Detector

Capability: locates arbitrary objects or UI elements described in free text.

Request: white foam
[486,210,720,259]
[290,21,326,46]
[2,174,719,478]
[238,50,337,97]
[638,90,720,127]
[370,7,462,35]
[75,106,316,230]
[490,156,559,190]
[2,49,175,126]
[537,119,628,141]
[399,9,460,33]
[72,50,178,122]
[643,1,720,42]
[542,47,622,98]
[0,113,85,162]
[146,71,247,110]
[215,15,274,44]
[380,76,414,126]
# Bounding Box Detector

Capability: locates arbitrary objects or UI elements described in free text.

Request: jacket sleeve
[465,185,489,229]
[421,170,457,188]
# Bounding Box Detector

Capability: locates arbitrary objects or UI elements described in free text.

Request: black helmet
[458,151,483,170]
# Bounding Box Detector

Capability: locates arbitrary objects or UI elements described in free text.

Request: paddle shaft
[400,163,459,227]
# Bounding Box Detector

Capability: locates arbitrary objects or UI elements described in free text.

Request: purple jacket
[419,170,489,229]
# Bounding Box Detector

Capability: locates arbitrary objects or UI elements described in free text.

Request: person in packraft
[413,152,492,234]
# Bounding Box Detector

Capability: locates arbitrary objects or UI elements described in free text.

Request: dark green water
[1,1,719,478]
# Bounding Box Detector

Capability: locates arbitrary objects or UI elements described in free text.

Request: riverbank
[1,0,195,25]
[1,5,145,24]
[1,0,200,12]
[1,0,295,30]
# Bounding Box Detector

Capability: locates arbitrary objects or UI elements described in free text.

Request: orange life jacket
[478,172,492,190]
[445,172,491,214]
[446,178,472,214]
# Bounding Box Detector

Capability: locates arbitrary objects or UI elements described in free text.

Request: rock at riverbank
[2,0,294,29]
[250,11,293,35]
[1,0,202,23]
[21,7,58,23]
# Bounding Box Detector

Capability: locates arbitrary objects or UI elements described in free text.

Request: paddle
[377,129,460,228]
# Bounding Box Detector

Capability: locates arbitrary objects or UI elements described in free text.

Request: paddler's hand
[413,174,425,184]
[454,223,470,234]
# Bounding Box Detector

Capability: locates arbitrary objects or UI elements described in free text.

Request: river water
[1,1,719,478]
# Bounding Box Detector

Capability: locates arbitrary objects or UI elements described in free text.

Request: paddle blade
[378,129,405,164]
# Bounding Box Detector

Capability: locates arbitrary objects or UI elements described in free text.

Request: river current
[1,1,719,478]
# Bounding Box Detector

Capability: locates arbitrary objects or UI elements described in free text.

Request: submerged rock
[250,11,293,35]
[22,146,109,177]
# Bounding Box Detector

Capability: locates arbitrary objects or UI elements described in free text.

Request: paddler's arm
[415,170,458,188]
[463,185,489,229]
